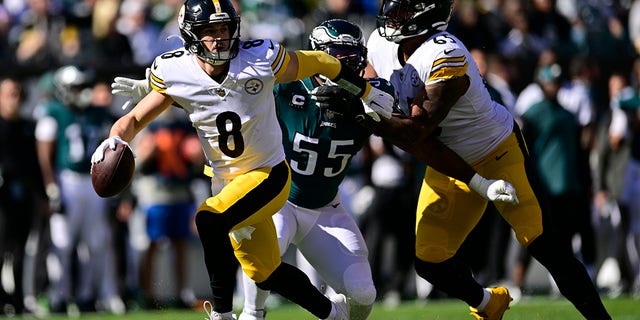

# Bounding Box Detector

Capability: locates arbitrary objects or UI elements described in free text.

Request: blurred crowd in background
[2,0,640,317]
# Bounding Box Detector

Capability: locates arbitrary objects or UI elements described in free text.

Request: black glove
[311,85,365,118]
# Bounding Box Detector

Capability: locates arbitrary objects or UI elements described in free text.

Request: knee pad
[343,263,376,306]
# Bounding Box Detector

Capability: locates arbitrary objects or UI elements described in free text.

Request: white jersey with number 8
[149,39,288,179]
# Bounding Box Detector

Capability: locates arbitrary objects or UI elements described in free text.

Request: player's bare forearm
[109,116,139,142]
[364,114,474,183]
[366,113,424,146]
[419,75,470,127]
[36,140,57,187]
[420,137,475,183]
[110,91,173,141]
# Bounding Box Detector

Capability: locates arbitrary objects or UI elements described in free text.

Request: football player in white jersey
[89,1,397,319]
[316,1,612,319]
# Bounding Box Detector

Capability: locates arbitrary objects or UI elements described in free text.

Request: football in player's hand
[91,143,135,197]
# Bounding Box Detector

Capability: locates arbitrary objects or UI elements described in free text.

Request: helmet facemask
[377,0,454,43]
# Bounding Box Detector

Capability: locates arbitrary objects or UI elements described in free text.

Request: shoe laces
[203,301,214,320]
[203,301,236,320]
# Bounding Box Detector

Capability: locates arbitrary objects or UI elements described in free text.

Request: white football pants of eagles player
[48,170,120,310]
[241,194,376,320]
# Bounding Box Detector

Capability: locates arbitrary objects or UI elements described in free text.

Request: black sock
[528,233,611,319]
[414,255,485,306]
[257,263,332,318]
[196,211,238,313]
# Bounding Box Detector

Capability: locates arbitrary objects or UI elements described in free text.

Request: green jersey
[42,101,113,173]
[522,99,581,196]
[274,77,372,209]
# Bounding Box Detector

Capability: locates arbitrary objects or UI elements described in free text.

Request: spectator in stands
[613,59,640,297]
[0,77,47,316]
[497,0,548,92]
[9,0,65,76]
[556,55,599,279]
[592,72,634,295]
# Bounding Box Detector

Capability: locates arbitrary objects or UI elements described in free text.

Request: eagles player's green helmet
[309,19,368,75]
[53,65,93,109]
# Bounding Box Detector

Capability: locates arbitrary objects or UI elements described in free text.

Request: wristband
[46,183,60,200]
[468,173,490,198]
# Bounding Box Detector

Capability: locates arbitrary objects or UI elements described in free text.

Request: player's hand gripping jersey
[367,31,513,163]
[149,40,287,179]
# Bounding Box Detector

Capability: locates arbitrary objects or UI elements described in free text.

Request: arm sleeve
[149,57,167,94]
[294,50,341,80]
[293,50,372,98]
[35,116,58,142]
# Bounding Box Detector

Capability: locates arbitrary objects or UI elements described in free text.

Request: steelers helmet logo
[411,70,421,87]
[178,5,186,29]
[244,79,263,94]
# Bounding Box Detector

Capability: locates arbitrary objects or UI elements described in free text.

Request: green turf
[31,295,639,320]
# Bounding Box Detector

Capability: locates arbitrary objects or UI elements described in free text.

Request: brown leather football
[91,143,135,197]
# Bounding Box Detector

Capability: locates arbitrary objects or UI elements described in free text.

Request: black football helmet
[178,0,241,65]
[377,0,454,43]
[309,19,368,75]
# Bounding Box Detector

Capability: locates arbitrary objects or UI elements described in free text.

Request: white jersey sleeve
[149,40,287,179]
[368,31,514,163]
[557,82,595,126]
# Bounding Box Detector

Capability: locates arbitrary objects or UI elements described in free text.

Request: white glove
[468,173,519,204]
[361,85,394,121]
[46,183,62,213]
[111,68,151,110]
[91,136,134,163]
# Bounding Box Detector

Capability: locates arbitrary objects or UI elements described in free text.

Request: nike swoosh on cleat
[331,203,340,208]
[495,151,508,161]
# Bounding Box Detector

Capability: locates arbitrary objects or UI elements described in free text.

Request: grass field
[34,295,639,320]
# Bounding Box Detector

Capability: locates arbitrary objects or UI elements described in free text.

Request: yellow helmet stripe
[211,0,221,13]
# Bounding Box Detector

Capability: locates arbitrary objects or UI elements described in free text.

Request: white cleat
[238,309,266,320]
[326,294,349,320]
[203,301,237,320]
